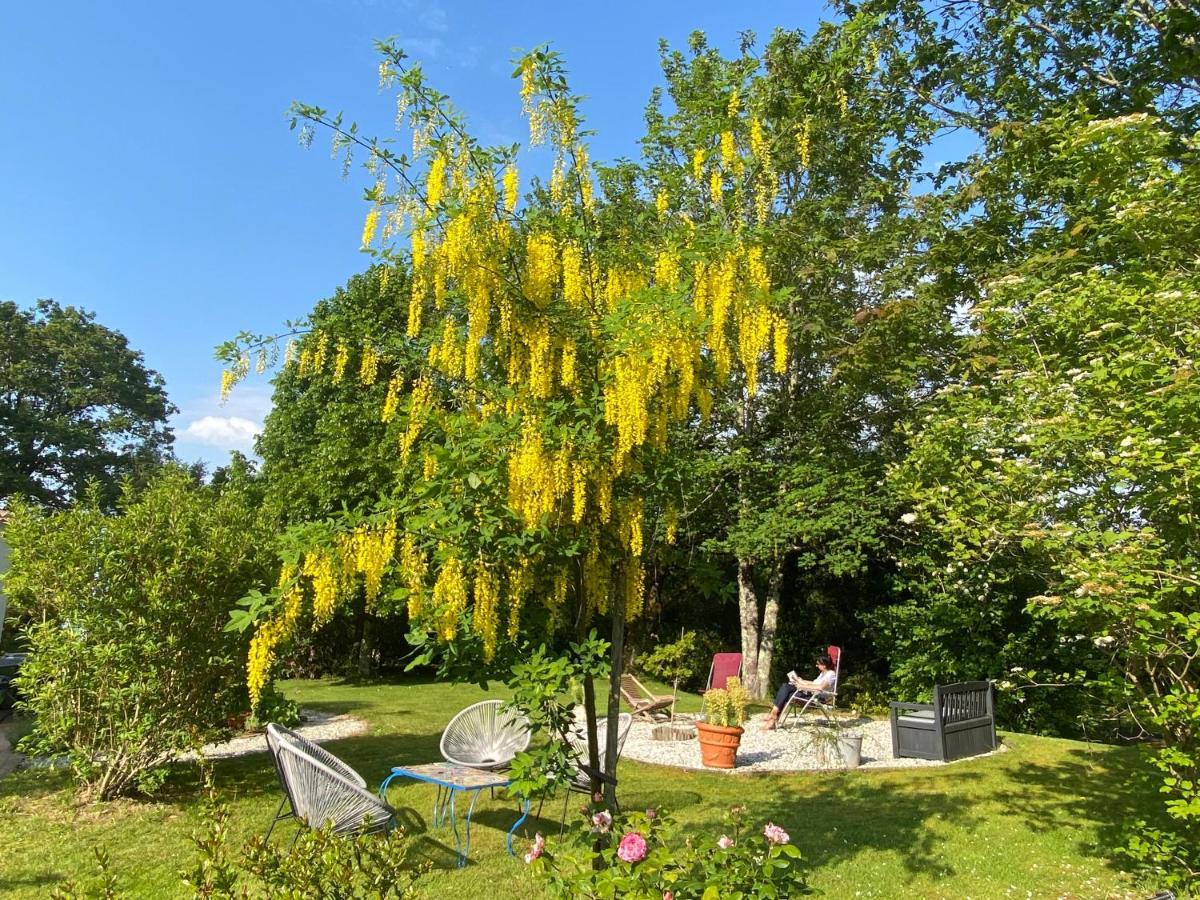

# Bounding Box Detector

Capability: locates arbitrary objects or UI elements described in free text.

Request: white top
[790,668,837,693]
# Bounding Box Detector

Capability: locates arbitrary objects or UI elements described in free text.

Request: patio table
[378,762,529,866]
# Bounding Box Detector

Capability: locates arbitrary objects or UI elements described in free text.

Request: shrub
[638,630,727,693]
[529,803,805,899]
[52,791,424,898]
[702,677,749,728]
[7,467,276,800]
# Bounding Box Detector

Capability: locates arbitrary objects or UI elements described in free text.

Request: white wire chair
[265,724,395,839]
[558,712,633,834]
[439,700,531,770]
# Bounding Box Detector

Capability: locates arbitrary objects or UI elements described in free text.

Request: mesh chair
[265,724,394,840]
[778,645,842,726]
[559,713,633,834]
[440,700,531,770]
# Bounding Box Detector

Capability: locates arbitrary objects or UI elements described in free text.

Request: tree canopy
[0,299,175,508]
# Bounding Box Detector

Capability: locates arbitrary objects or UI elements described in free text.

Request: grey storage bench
[890,681,997,762]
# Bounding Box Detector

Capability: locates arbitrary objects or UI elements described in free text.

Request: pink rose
[717,834,734,849]
[591,810,613,833]
[645,807,657,820]
[616,831,648,864]
[523,832,545,864]
[663,893,674,900]
[763,822,790,845]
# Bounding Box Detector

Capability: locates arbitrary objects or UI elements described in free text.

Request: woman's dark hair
[815,653,833,668]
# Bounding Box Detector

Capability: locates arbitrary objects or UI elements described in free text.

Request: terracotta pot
[696,721,744,769]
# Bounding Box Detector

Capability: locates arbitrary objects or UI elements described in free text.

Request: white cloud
[182,416,262,451]
[172,384,273,464]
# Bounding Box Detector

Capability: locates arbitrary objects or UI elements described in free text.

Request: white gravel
[183,709,368,762]
[622,713,1003,773]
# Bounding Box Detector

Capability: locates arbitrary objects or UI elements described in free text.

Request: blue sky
[1,1,836,467]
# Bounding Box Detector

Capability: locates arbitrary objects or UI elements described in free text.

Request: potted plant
[697,677,749,768]
[802,713,864,769]
[835,729,864,768]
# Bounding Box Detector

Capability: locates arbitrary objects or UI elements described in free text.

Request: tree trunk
[738,557,783,699]
[755,565,783,699]
[357,613,378,677]
[581,674,602,799]
[738,558,763,697]
[604,582,626,809]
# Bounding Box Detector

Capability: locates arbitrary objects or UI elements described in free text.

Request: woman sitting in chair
[762,653,836,731]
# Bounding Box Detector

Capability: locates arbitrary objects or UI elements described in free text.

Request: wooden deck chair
[778,645,842,726]
[619,673,674,720]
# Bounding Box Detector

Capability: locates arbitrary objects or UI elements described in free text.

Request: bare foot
[761,718,777,732]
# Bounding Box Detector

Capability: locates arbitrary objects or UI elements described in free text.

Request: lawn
[0,676,1164,898]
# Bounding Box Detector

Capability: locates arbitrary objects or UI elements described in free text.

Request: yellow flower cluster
[382,373,402,423]
[333,340,350,383]
[560,339,578,389]
[507,559,533,640]
[561,241,586,307]
[525,232,558,307]
[618,498,644,558]
[400,373,433,460]
[220,368,236,403]
[798,116,812,170]
[472,559,500,660]
[503,163,520,214]
[399,534,428,620]
[302,550,340,624]
[432,554,467,640]
[359,345,380,385]
[427,152,447,207]
[623,559,644,622]
[664,505,680,545]
[720,130,740,173]
[347,518,397,604]
[507,420,573,527]
[246,565,304,707]
[428,319,463,379]
[362,207,380,248]
[313,332,329,372]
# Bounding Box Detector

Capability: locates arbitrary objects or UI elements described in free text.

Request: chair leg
[265,795,291,841]
[559,790,570,837]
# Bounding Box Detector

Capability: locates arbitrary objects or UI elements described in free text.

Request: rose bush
[528,803,804,899]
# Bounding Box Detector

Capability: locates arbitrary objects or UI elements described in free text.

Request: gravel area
[183,709,368,762]
[622,713,1003,773]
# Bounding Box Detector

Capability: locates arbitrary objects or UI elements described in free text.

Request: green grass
[0,676,1164,898]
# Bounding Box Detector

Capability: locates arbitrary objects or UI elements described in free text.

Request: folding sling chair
[778,645,841,726]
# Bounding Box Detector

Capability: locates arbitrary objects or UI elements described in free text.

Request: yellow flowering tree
[222,41,788,799]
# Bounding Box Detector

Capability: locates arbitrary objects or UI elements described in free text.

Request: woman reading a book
[761,653,836,731]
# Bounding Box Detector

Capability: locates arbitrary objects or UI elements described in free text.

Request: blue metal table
[378,762,529,867]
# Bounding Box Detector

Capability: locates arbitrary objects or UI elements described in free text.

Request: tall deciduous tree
[639,22,950,696]
[0,299,175,508]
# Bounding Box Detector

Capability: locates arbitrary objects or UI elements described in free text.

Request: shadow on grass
[983,739,1162,861]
